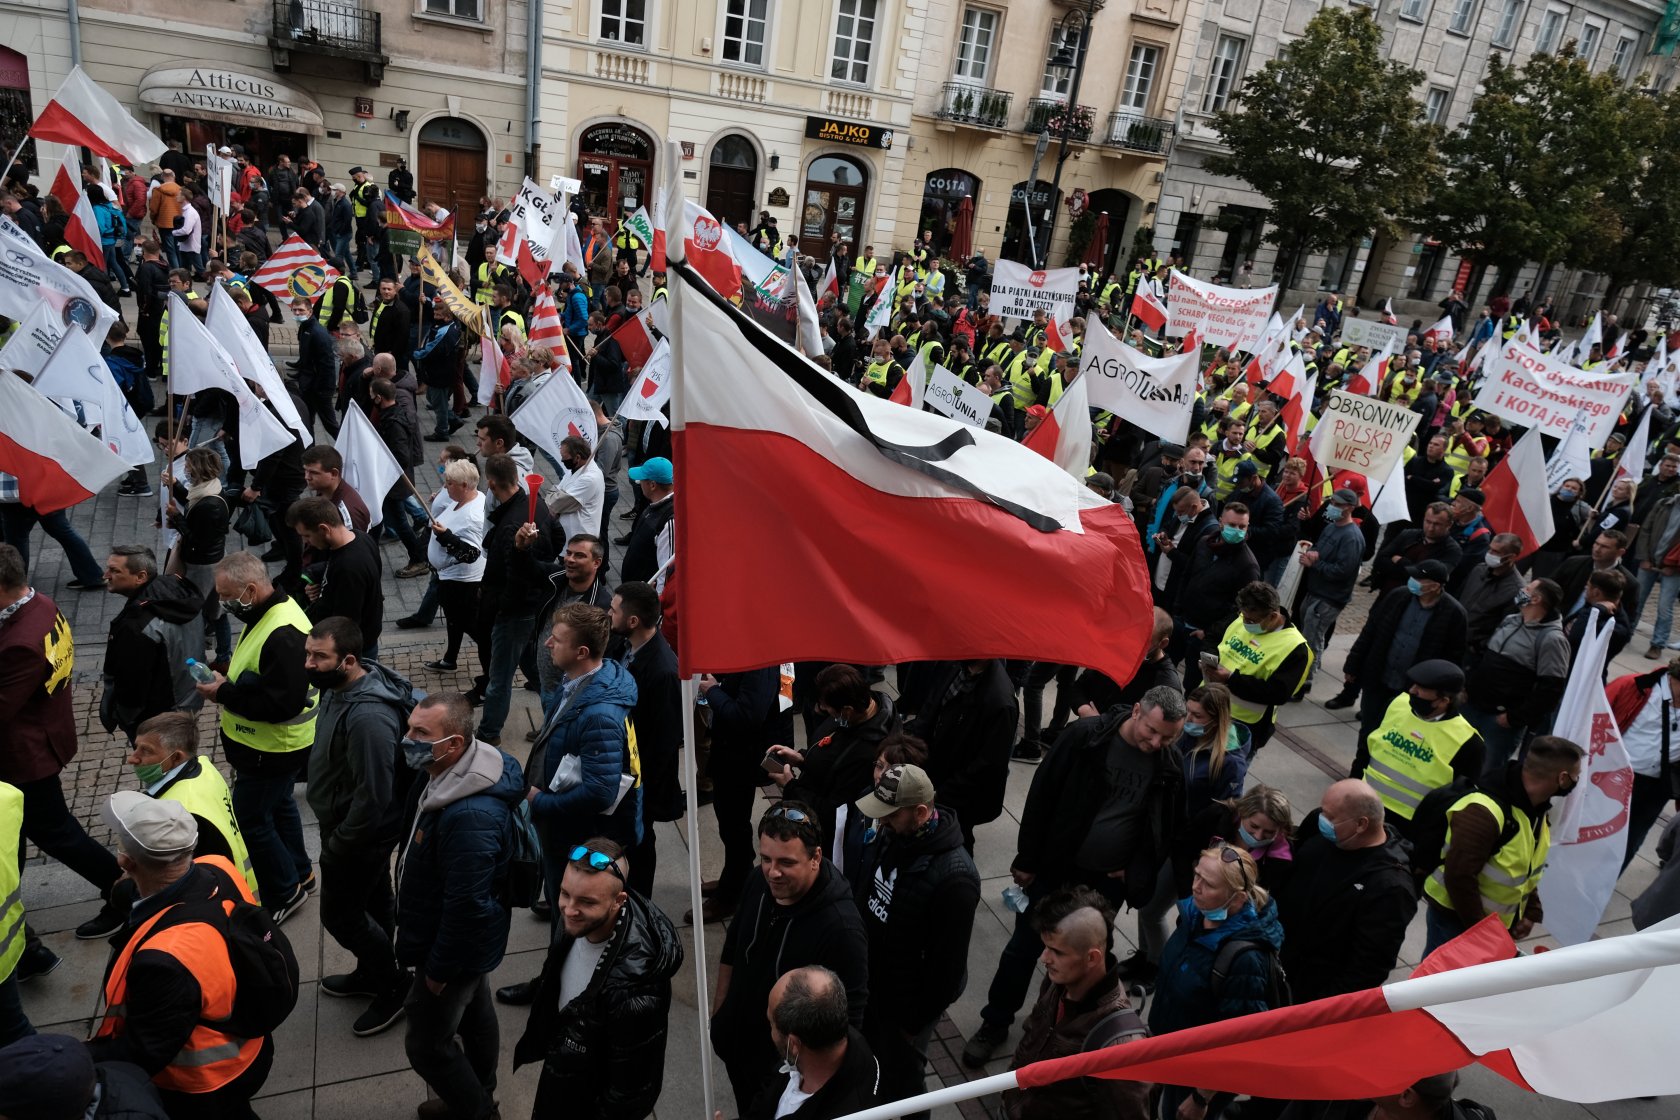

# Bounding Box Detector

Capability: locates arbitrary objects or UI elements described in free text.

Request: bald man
[1277,780,1417,1004]
[1002,887,1149,1120]
[743,966,879,1120]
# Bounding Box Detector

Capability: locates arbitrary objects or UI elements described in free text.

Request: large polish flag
[28,66,166,165]
[1132,284,1168,332]
[1482,425,1555,557]
[836,916,1680,1120]
[0,370,129,513]
[660,255,1154,682]
[48,151,103,266]
[1023,368,1092,479]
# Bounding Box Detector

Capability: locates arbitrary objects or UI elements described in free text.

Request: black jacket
[854,808,980,1030]
[1276,814,1418,1003]
[627,632,685,823]
[906,660,1016,831]
[1343,587,1468,687]
[785,692,903,855]
[479,493,557,620]
[214,590,311,772]
[290,198,326,248]
[1172,529,1261,631]
[101,574,205,738]
[714,861,870,1078]
[702,668,795,780]
[621,494,674,585]
[91,1060,173,1120]
[135,258,170,319]
[370,296,414,370]
[1370,528,1464,594]
[294,318,337,396]
[743,1030,880,1120]
[1014,710,1185,907]
[514,890,684,1120]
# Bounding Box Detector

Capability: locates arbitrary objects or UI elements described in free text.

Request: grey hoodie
[306,661,415,857]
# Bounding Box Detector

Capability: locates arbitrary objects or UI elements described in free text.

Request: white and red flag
[526,285,568,352]
[818,256,841,301]
[1132,284,1168,332]
[619,337,672,426]
[249,235,340,301]
[888,352,927,411]
[1423,315,1456,343]
[604,306,657,370]
[0,369,128,513]
[28,66,166,164]
[661,253,1154,682]
[477,332,508,408]
[1345,341,1393,397]
[48,151,102,266]
[1481,424,1555,557]
[681,199,744,298]
[1382,297,1397,325]
[510,354,598,457]
[1022,367,1092,479]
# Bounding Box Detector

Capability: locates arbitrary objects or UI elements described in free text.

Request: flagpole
[679,675,715,1120]
[1,134,29,188]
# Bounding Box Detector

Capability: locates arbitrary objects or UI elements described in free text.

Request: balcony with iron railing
[1102,111,1174,156]
[1022,98,1094,142]
[934,82,1013,130]
[271,0,388,81]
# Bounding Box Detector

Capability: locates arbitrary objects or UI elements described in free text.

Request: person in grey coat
[1295,489,1367,689]
[1633,815,1680,929]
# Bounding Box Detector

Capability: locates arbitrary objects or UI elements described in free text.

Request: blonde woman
[1177,684,1250,808]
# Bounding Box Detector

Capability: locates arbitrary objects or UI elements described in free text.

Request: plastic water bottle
[1002,885,1030,914]
[185,658,217,685]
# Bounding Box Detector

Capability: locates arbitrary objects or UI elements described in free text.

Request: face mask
[1326,505,1344,521]
[306,666,349,691]
[1198,902,1230,922]
[220,593,259,622]
[1237,824,1264,849]
[1183,721,1206,738]
[401,736,453,771]
[1221,525,1247,545]
[1317,814,1340,844]
[1514,590,1533,607]
[1243,620,1265,635]
[1483,552,1505,568]
[1410,695,1442,719]
[133,761,167,787]
[1559,490,1579,503]
[1407,577,1424,596]
[1557,777,1577,798]
[293,314,311,323]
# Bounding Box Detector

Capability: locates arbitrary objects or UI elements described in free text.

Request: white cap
[102,790,197,858]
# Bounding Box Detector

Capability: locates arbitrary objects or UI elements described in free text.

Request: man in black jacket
[695,667,793,922]
[1340,562,1469,746]
[612,581,683,897]
[513,837,683,1120]
[1170,503,1260,683]
[99,545,205,743]
[621,457,674,585]
[368,377,429,580]
[744,967,881,1120]
[1367,502,1463,596]
[289,296,340,438]
[905,660,1015,852]
[476,454,556,741]
[963,687,1187,1067]
[770,666,902,860]
[713,804,870,1114]
[852,765,979,1113]
[287,496,384,658]
[134,239,170,391]
[289,187,326,249]
[370,277,414,372]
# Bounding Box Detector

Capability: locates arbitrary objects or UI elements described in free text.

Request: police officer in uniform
[1353,660,1485,836]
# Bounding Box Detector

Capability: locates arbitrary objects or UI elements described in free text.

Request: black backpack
[1210,938,1291,1010]
[350,280,370,324]
[167,892,300,1038]
[1407,776,1522,881]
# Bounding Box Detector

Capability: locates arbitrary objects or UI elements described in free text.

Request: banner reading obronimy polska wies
[1167,270,1277,352]
[1310,389,1420,480]
[1472,340,1637,447]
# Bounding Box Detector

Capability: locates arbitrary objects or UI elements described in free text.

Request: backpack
[168,891,300,1038]
[501,800,545,909]
[1407,776,1522,880]
[1210,937,1291,1010]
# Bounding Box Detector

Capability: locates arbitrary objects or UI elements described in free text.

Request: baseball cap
[1234,461,1261,480]
[627,456,673,485]
[854,764,937,820]
[216,145,233,155]
[101,790,197,858]
[0,1034,96,1120]
[1330,487,1360,507]
[1408,659,1465,693]
[1025,404,1049,420]
[331,182,347,192]
[348,165,367,175]
[1407,559,1451,584]
[1457,487,1486,507]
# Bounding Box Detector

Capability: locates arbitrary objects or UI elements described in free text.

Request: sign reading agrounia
[989,261,1080,322]
[1472,342,1637,447]
[1167,270,1278,352]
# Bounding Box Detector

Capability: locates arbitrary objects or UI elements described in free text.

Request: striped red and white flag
[1022,367,1091,479]
[1482,425,1555,557]
[249,235,340,301]
[1133,285,1168,332]
[48,151,103,267]
[0,369,128,512]
[527,285,567,349]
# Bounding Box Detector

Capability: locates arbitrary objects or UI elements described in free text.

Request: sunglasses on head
[568,844,625,882]
[1216,843,1253,894]
[766,804,811,824]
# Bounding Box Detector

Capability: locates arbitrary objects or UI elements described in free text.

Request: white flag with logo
[618,337,672,426]
[512,364,599,463]
[0,302,68,379]
[1545,411,1594,494]
[206,285,310,444]
[1078,317,1196,443]
[165,293,293,469]
[863,279,894,340]
[29,319,153,466]
[1539,612,1634,945]
[335,401,404,528]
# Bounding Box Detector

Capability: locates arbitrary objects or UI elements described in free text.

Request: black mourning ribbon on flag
[670,259,1062,534]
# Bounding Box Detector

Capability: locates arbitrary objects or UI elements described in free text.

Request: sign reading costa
[1472,342,1637,447]
[1166,269,1278,353]
[1309,389,1420,479]
[988,260,1079,322]
[804,115,893,150]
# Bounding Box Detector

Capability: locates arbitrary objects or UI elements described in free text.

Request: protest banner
[1079,318,1196,443]
[1339,316,1408,353]
[1167,270,1277,352]
[1310,389,1421,479]
[988,261,1079,325]
[925,364,990,428]
[1473,341,1637,447]
[385,192,455,264]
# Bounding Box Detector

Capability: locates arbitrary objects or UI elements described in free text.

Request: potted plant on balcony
[978,92,1004,128]
[953,86,974,121]
[1046,103,1094,141]
[1126,119,1164,152]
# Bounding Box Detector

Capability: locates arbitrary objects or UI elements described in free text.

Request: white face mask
[1484,551,1505,568]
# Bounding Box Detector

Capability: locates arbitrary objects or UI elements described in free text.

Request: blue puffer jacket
[530,658,642,849]
[396,741,524,982]
[1148,896,1285,1036]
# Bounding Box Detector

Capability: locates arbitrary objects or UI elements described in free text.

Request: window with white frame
[1579,19,1604,63]
[423,0,481,19]
[1121,43,1160,111]
[1611,32,1639,76]
[1447,0,1478,35]
[1492,0,1523,46]
[722,0,768,67]
[1425,87,1453,124]
[600,0,646,45]
[1040,22,1081,97]
[830,0,877,84]
[1399,0,1429,20]
[954,6,998,83]
[1201,34,1246,113]
[1535,6,1565,51]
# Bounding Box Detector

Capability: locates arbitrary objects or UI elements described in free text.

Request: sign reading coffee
[804,115,893,150]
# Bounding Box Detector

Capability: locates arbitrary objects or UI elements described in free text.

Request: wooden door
[707,166,756,230]
[417,144,487,218]
[800,184,864,262]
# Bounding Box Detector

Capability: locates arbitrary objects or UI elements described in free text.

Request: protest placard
[1167,270,1277,352]
[1079,318,1196,443]
[988,261,1080,324]
[1339,316,1408,353]
[1309,389,1421,479]
[1473,341,1637,447]
[925,364,990,428]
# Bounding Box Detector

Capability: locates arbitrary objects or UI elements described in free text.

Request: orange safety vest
[93,856,264,1093]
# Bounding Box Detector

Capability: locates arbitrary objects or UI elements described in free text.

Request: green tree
[1424,47,1644,295]
[1579,86,1680,300]
[1205,7,1438,296]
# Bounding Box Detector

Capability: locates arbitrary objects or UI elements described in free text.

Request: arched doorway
[1004,179,1058,266]
[416,116,488,218]
[577,122,655,221]
[705,134,759,230]
[0,47,38,177]
[918,168,980,258]
[800,154,869,265]
[1083,188,1133,280]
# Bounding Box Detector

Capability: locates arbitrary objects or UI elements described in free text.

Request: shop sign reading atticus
[804,115,893,150]
[138,66,326,134]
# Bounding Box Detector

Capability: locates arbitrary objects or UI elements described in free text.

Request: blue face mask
[1183,721,1207,738]
[1243,620,1265,635]
[1221,525,1248,545]
[1317,814,1340,844]
[1238,824,1264,849]
[1198,903,1230,922]
[1558,490,1579,503]
[1407,577,1424,596]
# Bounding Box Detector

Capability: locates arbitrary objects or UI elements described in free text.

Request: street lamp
[1039,0,1096,269]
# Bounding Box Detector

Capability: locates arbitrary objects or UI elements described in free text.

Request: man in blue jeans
[473,455,555,745]
[417,303,464,442]
[193,551,318,925]
[0,480,111,590]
